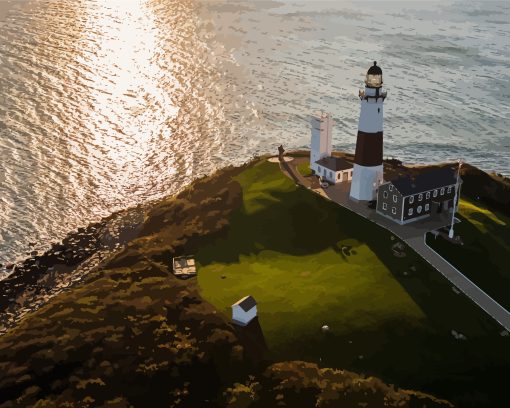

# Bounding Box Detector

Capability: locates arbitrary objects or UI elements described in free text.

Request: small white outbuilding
[231,295,257,326]
[315,156,353,184]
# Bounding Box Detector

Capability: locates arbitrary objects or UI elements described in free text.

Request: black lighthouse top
[365,61,383,88]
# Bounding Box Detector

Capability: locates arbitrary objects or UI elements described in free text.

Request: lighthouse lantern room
[349,61,387,201]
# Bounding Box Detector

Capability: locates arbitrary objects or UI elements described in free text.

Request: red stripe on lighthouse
[354,131,383,167]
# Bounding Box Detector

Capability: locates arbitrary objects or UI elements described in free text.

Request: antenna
[448,159,463,239]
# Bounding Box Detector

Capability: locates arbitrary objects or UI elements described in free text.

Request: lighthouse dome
[365,61,383,88]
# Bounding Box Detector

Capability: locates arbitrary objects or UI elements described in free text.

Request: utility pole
[449,159,462,239]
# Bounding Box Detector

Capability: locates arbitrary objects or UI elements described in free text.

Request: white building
[350,62,387,201]
[310,112,333,174]
[316,156,353,184]
[231,295,257,326]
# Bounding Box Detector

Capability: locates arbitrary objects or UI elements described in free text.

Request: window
[378,108,381,113]
[418,194,423,201]
[425,203,430,211]
[318,167,322,174]
[426,191,431,199]
[409,196,414,204]
[393,195,398,203]
[433,189,438,197]
[391,207,396,214]
[408,208,414,216]
[382,203,387,210]
[440,187,445,195]
[389,185,394,192]
[349,171,353,177]
[417,205,422,214]
[447,186,452,193]
[337,173,341,180]
[383,191,388,198]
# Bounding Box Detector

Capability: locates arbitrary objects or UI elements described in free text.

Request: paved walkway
[407,236,510,331]
[279,155,510,331]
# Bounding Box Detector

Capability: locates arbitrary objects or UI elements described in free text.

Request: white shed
[231,295,257,326]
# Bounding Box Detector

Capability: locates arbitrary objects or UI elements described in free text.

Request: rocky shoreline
[0,205,146,335]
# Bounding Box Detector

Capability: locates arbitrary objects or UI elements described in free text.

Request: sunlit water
[0,0,509,273]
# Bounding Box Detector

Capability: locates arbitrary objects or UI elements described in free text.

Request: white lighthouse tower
[349,61,387,201]
[310,112,333,174]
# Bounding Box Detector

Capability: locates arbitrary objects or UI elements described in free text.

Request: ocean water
[0,0,509,272]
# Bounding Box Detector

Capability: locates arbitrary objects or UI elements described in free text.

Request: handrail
[358,90,387,101]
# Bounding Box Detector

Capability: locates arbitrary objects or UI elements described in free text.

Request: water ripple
[0,0,509,273]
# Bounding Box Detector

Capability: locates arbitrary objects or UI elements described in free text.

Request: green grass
[296,161,312,177]
[197,160,510,406]
[198,248,425,350]
[427,198,510,310]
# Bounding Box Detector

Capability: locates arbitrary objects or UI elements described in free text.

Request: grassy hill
[0,157,508,407]
[426,198,510,310]
[195,159,510,407]
[0,160,451,408]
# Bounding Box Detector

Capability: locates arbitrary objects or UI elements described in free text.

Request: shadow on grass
[196,161,510,407]
[427,213,510,311]
[233,317,269,364]
[196,164,505,339]
[198,185,383,264]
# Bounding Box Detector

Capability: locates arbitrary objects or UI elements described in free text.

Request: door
[432,202,441,214]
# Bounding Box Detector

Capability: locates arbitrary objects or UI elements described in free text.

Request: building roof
[391,167,458,196]
[367,61,382,76]
[232,295,257,312]
[172,256,196,276]
[315,156,353,172]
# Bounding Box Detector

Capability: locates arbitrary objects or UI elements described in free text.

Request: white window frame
[447,186,452,194]
[417,205,422,214]
[409,196,414,204]
[418,193,423,201]
[393,195,398,203]
[425,203,430,211]
[426,191,431,199]
[433,189,438,197]
[382,202,387,210]
[383,191,388,198]
[391,207,396,215]
[389,184,394,192]
[440,187,445,195]
[408,208,413,216]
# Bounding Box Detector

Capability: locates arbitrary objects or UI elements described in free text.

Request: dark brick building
[376,168,460,224]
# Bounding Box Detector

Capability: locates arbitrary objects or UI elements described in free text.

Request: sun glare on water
[0,0,223,267]
[71,0,179,201]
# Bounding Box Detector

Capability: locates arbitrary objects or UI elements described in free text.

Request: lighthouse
[349,62,387,201]
[310,112,333,174]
